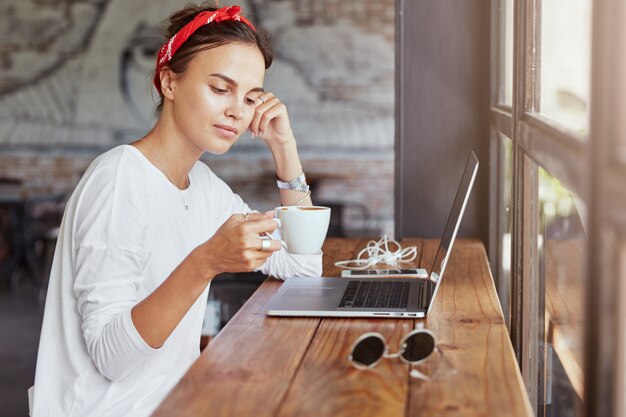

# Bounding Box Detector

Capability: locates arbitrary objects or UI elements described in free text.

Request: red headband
[153,5,256,94]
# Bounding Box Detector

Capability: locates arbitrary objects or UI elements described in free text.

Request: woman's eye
[244,97,256,105]
[211,86,228,94]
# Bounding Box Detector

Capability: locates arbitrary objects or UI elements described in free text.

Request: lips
[214,124,239,136]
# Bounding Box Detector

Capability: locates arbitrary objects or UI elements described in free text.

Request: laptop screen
[429,152,479,283]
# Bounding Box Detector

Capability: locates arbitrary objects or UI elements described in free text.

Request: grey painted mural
[0,0,394,152]
[0,0,395,236]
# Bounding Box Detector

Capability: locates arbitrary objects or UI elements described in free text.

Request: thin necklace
[141,138,190,211]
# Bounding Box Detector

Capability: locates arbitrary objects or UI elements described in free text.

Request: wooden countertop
[152,238,533,417]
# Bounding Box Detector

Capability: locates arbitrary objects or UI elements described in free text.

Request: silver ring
[261,239,271,251]
[243,213,250,221]
[258,96,265,104]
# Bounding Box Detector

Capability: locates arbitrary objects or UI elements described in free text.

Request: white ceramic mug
[273,206,331,254]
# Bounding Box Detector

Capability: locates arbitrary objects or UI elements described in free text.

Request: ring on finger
[258,96,265,104]
[243,213,250,221]
[260,239,271,251]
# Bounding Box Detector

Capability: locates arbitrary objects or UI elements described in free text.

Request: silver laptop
[264,151,479,318]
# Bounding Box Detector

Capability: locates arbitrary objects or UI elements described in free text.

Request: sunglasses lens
[401,332,436,363]
[351,336,385,367]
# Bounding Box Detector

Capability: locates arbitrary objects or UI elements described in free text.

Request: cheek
[242,107,255,127]
[184,93,225,128]
[178,86,208,115]
[196,90,221,112]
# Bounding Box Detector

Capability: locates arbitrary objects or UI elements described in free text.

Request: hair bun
[164,1,219,38]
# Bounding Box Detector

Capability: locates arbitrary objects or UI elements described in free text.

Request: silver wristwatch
[276,172,310,193]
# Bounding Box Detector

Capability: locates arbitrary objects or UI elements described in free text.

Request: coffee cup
[273,206,331,255]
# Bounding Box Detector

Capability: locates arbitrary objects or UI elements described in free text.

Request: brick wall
[0,0,395,237]
[294,0,395,43]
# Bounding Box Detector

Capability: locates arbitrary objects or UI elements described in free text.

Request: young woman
[31,3,321,416]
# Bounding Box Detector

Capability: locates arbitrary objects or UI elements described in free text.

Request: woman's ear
[160,69,177,101]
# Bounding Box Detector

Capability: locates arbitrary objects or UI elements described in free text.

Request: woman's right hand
[193,212,283,279]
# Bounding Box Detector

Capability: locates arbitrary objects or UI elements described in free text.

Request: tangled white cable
[334,236,418,270]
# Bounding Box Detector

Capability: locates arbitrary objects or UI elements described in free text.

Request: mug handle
[261,218,288,250]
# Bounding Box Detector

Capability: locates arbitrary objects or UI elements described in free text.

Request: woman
[31,3,321,416]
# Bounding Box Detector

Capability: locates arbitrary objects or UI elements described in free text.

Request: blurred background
[1,0,617,416]
[0,0,395,415]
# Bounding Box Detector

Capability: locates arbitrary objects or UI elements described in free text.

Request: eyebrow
[209,73,264,93]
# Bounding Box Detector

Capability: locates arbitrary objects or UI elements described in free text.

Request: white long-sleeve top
[32,145,322,417]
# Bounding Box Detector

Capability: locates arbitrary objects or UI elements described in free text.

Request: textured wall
[0,0,395,236]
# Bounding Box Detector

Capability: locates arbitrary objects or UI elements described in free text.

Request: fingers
[232,212,279,249]
[234,211,276,228]
[230,211,272,225]
[249,93,284,136]
[242,217,279,236]
[257,237,283,252]
[209,212,281,274]
[243,212,273,222]
[257,103,287,134]
[239,247,273,272]
[249,94,273,135]
[240,238,280,271]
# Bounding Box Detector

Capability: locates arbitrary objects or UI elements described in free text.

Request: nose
[225,96,245,120]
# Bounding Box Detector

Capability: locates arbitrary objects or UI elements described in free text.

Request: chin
[205,148,230,156]
[203,139,237,155]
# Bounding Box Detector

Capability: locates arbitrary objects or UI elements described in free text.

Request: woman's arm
[270,139,313,207]
[131,213,281,348]
[248,92,312,207]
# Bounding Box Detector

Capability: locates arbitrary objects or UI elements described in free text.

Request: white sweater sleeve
[210,171,323,280]
[257,243,323,280]
[72,154,157,382]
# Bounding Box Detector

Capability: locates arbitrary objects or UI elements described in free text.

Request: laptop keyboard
[338,280,410,309]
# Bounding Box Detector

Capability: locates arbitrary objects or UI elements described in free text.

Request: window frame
[585,0,626,415]
[490,0,626,415]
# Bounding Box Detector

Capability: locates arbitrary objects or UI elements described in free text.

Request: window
[495,133,513,322]
[618,241,626,417]
[496,0,514,107]
[491,0,626,415]
[539,0,592,134]
[618,43,626,162]
[539,169,585,413]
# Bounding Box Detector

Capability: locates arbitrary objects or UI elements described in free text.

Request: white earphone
[334,235,417,270]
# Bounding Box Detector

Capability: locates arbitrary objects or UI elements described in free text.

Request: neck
[138,114,204,189]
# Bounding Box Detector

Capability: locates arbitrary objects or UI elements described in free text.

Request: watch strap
[276,172,310,193]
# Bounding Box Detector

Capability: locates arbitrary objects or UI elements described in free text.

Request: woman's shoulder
[91,144,146,169]
[74,145,154,202]
[85,145,151,181]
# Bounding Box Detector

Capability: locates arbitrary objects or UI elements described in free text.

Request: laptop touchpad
[285,287,335,298]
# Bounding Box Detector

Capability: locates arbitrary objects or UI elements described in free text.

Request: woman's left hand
[248,92,295,148]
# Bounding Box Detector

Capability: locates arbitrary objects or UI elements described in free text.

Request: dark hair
[155,2,273,111]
